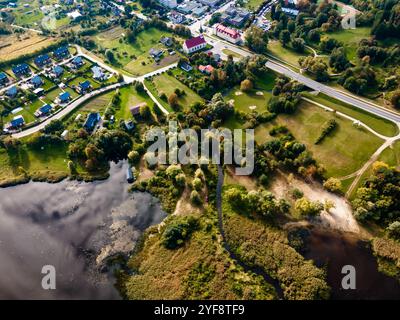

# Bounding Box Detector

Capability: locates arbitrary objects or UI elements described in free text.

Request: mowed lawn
[322,27,371,62]
[116,86,154,120]
[0,143,69,183]
[254,101,384,178]
[151,73,203,111]
[92,27,181,76]
[267,41,310,68]
[225,72,276,113]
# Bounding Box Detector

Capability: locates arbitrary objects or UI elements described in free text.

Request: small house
[198,64,214,74]
[130,102,146,117]
[61,130,69,140]
[31,75,43,88]
[34,54,51,68]
[58,91,71,103]
[77,80,91,94]
[12,63,30,77]
[180,62,193,72]
[33,87,44,96]
[72,56,84,68]
[10,115,25,129]
[160,37,173,47]
[149,48,163,59]
[6,86,17,97]
[53,65,64,78]
[34,104,52,117]
[125,120,135,131]
[0,72,8,85]
[53,46,70,60]
[83,112,101,132]
[126,166,135,183]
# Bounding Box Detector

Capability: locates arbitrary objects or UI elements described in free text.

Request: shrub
[315,119,337,144]
[162,216,199,249]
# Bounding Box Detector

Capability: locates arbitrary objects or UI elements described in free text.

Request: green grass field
[322,27,371,62]
[303,93,399,137]
[148,72,203,111]
[242,0,265,11]
[222,49,243,59]
[92,27,181,76]
[254,100,383,178]
[116,86,154,120]
[267,41,310,68]
[225,72,276,113]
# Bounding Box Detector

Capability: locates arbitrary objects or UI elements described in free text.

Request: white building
[214,24,241,44]
[182,35,207,54]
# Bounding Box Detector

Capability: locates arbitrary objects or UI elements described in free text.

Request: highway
[265,61,400,123]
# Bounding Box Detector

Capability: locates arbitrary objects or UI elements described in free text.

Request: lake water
[0,162,167,299]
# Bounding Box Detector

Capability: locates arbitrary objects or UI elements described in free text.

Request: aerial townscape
[0,0,399,303]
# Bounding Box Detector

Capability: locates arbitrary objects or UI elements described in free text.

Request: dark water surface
[0,162,166,299]
[304,228,400,300]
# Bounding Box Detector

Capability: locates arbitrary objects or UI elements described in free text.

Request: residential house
[169,11,185,24]
[149,48,164,59]
[53,46,70,60]
[125,120,135,131]
[53,65,64,78]
[34,104,52,117]
[92,66,107,81]
[198,0,220,7]
[33,87,45,96]
[8,115,25,130]
[182,35,207,54]
[34,54,51,68]
[58,91,71,104]
[72,56,84,69]
[6,86,18,98]
[160,37,173,47]
[77,80,91,94]
[31,75,43,88]
[67,10,82,20]
[214,24,241,44]
[192,5,208,17]
[282,7,299,16]
[130,102,146,116]
[61,130,69,140]
[0,72,8,85]
[198,64,214,74]
[12,63,30,78]
[177,1,201,14]
[83,112,101,132]
[180,62,193,72]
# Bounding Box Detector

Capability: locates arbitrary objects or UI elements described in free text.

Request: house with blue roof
[77,80,91,94]
[53,65,64,78]
[12,63,30,77]
[58,91,71,103]
[53,46,70,60]
[6,86,17,97]
[8,115,25,129]
[72,56,84,68]
[0,72,8,85]
[34,54,51,68]
[83,112,101,132]
[35,104,53,117]
[31,75,43,88]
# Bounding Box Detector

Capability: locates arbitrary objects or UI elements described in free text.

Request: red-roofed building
[198,65,214,74]
[182,35,207,54]
[214,24,241,44]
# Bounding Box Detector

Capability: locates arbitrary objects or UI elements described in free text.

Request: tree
[323,177,342,194]
[240,79,253,92]
[190,190,202,205]
[279,30,291,47]
[387,221,400,240]
[292,37,305,53]
[105,49,115,62]
[128,150,140,164]
[192,177,202,191]
[299,56,329,82]
[245,26,269,54]
[168,92,179,109]
[390,90,400,109]
[162,216,199,249]
[295,197,324,217]
[139,104,151,119]
[329,47,350,72]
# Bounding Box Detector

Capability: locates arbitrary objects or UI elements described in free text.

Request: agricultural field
[253,100,384,178]
[0,32,57,62]
[91,27,182,76]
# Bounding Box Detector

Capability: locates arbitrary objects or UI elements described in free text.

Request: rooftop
[184,35,207,49]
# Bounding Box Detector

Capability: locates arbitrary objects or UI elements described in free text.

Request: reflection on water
[0,162,166,299]
[304,228,400,300]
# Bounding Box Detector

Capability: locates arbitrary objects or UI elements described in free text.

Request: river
[0,162,167,299]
